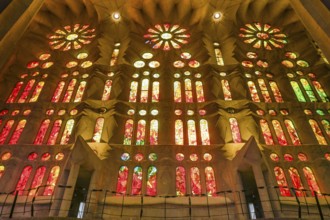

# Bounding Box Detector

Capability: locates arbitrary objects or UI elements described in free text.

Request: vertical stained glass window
[321,120,330,138]
[284,120,301,145]
[185,79,193,103]
[0,166,4,179]
[214,48,224,66]
[258,79,271,102]
[43,166,60,196]
[260,119,274,145]
[205,167,216,196]
[7,81,24,103]
[247,81,260,102]
[51,81,65,102]
[288,167,304,197]
[176,166,186,196]
[200,119,210,145]
[150,119,158,145]
[102,80,112,101]
[174,81,182,102]
[146,166,157,196]
[190,167,201,196]
[136,120,146,145]
[123,119,134,145]
[303,167,320,196]
[129,81,138,102]
[8,119,27,144]
[29,81,45,102]
[269,81,283,102]
[309,119,327,145]
[18,79,35,103]
[175,120,184,145]
[116,166,128,195]
[63,79,77,102]
[0,120,15,144]
[152,81,159,102]
[312,81,329,102]
[195,81,205,102]
[140,79,149,103]
[187,120,197,145]
[131,166,143,195]
[272,120,288,145]
[47,119,62,145]
[221,80,232,100]
[290,81,306,102]
[274,166,291,196]
[92,117,104,143]
[16,166,33,195]
[29,166,47,196]
[60,119,74,145]
[110,48,120,66]
[300,79,317,102]
[229,118,242,143]
[74,81,86,102]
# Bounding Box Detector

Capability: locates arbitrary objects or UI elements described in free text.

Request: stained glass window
[140,79,149,103]
[129,81,138,102]
[17,79,35,103]
[288,167,304,197]
[187,120,197,145]
[175,120,184,145]
[205,167,216,196]
[190,167,201,196]
[309,119,327,145]
[51,81,65,102]
[300,79,317,102]
[272,120,288,145]
[8,119,27,144]
[221,80,232,100]
[62,79,77,102]
[312,81,329,102]
[0,120,15,144]
[146,166,157,196]
[229,118,242,143]
[7,82,24,103]
[110,47,120,66]
[123,119,134,145]
[274,166,291,196]
[131,166,143,195]
[290,81,306,102]
[214,47,224,66]
[60,119,75,145]
[303,167,320,196]
[16,166,33,195]
[74,81,86,102]
[116,166,128,195]
[195,81,205,102]
[0,166,4,179]
[321,120,330,138]
[152,81,159,102]
[43,166,60,196]
[92,118,104,143]
[150,119,158,145]
[136,120,146,145]
[269,81,283,102]
[29,81,45,102]
[260,119,274,145]
[258,79,271,102]
[47,119,62,145]
[247,81,260,102]
[200,119,210,145]
[176,166,186,196]
[185,79,193,103]
[284,120,301,145]
[29,166,47,196]
[102,80,112,101]
[174,81,182,102]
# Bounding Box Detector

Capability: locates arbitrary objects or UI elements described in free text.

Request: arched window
[312,81,329,102]
[214,46,224,66]
[269,81,283,102]
[221,79,232,100]
[176,166,186,196]
[308,119,327,145]
[116,166,128,195]
[131,166,142,195]
[229,118,242,143]
[60,119,75,145]
[175,120,184,145]
[260,119,274,145]
[15,166,33,195]
[321,120,330,138]
[247,81,260,102]
[146,166,157,196]
[284,120,301,145]
[43,166,60,196]
[92,117,105,143]
[187,120,197,145]
[29,81,45,102]
[140,79,149,103]
[62,79,77,102]
[200,119,210,145]
[150,119,158,145]
[300,79,317,102]
[51,81,65,102]
[110,44,120,66]
[303,167,321,196]
[8,119,27,144]
[129,81,138,102]
[272,120,288,145]
[136,120,146,145]
[73,81,86,102]
[152,81,159,102]
[258,79,271,102]
[29,166,47,196]
[47,119,62,145]
[123,119,134,145]
[174,81,182,102]
[18,79,35,103]
[195,81,205,102]
[205,167,216,196]
[102,80,112,101]
[288,167,304,197]
[274,166,291,196]
[290,81,306,102]
[7,82,24,103]
[184,79,193,103]
[0,120,15,144]
[190,167,201,196]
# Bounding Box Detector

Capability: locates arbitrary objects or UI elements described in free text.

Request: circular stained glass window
[256,60,268,68]
[20,73,28,79]
[0,109,8,116]
[195,73,201,78]
[269,110,276,116]
[245,73,252,78]
[219,72,227,76]
[184,71,191,76]
[256,110,265,116]
[176,153,184,161]
[121,153,130,161]
[199,109,206,116]
[42,74,48,78]
[139,110,147,116]
[281,60,294,68]
[270,153,279,162]
[72,71,79,76]
[153,73,160,78]
[296,71,304,76]
[82,74,89,78]
[127,109,135,115]
[304,109,312,115]
[108,72,115,77]
[284,154,293,162]
[174,73,180,78]
[187,110,194,116]
[27,61,39,69]
[287,73,294,78]
[42,62,54,69]
[188,60,200,68]
[39,53,51,60]
[190,154,198,161]
[149,61,160,68]
[77,52,88,59]
[297,60,309,68]
[242,61,254,68]
[23,109,31,116]
[285,52,298,59]
[61,73,69,78]
[32,71,40,77]
[148,153,157,161]
[55,153,65,161]
[151,109,158,116]
[175,109,182,116]
[134,153,144,162]
[66,61,78,68]
[316,109,325,116]
[325,153,330,161]
[173,60,185,68]
[58,109,66,115]
[70,109,78,115]
[81,61,93,68]
[142,52,153,59]
[41,153,51,161]
[11,110,19,116]
[181,52,191,59]
[28,152,38,161]
[308,73,316,79]
[266,73,273,78]
[1,152,12,161]
[280,109,289,115]
[297,153,307,161]
[203,153,212,161]
[255,71,262,76]
[134,60,145,68]
[132,73,139,78]
[247,52,258,59]
[142,71,150,76]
